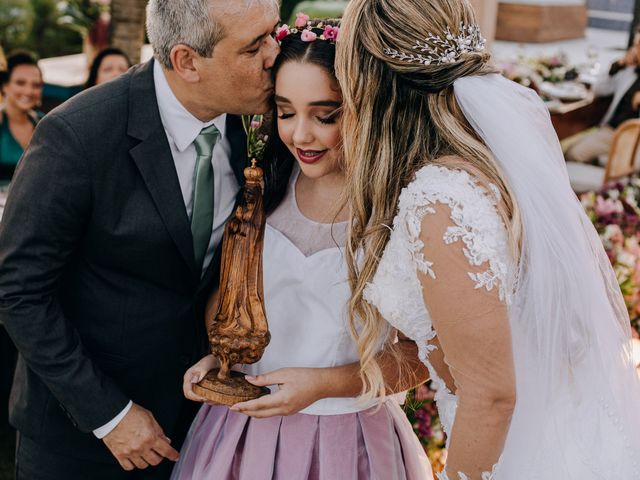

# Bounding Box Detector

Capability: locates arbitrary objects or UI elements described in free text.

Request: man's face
[193,1,280,116]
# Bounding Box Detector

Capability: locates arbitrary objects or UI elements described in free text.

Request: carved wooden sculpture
[193,160,271,405]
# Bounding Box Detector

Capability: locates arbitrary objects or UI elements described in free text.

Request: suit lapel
[127,60,199,280]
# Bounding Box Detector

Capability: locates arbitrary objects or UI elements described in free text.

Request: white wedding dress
[365,162,640,479]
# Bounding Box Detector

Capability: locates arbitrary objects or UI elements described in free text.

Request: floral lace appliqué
[364,164,512,450]
[405,165,512,302]
[436,461,500,480]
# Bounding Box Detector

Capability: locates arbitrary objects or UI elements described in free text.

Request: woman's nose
[292,120,314,145]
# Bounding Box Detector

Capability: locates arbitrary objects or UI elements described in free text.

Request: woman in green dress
[0,52,44,182]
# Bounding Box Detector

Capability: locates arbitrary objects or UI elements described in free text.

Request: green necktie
[191,124,219,270]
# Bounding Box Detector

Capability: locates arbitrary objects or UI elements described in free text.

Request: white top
[242,167,391,415]
[93,62,241,438]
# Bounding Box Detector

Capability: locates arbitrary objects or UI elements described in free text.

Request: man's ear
[169,45,201,83]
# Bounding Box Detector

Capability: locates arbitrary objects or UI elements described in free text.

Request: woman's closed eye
[278,112,295,120]
[318,107,342,125]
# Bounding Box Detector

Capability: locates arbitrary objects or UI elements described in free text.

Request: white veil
[453,74,640,478]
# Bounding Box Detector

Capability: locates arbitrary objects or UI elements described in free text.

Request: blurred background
[2,0,640,478]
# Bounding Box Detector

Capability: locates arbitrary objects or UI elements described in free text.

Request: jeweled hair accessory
[384,22,486,66]
[275,12,340,45]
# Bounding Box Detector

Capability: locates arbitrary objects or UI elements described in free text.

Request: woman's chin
[12,101,38,113]
[297,160,339,180]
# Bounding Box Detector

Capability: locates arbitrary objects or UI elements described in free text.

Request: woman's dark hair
[85,47,131,89]
[0,51,41,87]
[263,21,340,214]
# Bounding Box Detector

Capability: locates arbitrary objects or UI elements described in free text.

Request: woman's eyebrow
[308,100,342,107]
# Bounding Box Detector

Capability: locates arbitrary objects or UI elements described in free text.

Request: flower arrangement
[241,115,269,165]
[581,177,640,334]
[499,53,578,90]
[275,12,340,44]
[405,382,448,472]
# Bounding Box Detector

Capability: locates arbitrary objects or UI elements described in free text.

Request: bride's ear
[169,45,200,83]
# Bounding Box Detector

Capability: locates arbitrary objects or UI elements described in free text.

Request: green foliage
[27,0,83,58]
[0,0,34,50]
[1,0,83,59]
[285,1,347,23]
[57,0,105,35]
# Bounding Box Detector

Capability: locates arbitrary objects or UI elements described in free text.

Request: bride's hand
[229,368,325,418]
[182,354,218,402]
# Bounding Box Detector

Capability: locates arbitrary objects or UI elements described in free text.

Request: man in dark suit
[0,0,280,478]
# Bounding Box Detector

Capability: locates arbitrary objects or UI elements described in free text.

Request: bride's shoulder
[398,157,501,216]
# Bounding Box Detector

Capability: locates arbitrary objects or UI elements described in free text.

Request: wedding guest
[565,28,640,165]
[0,0,281,478]
[85,47,132,89]
[0,45,6,104]
[0,52,43,181]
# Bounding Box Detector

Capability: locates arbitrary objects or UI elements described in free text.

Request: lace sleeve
[406,165,515,479]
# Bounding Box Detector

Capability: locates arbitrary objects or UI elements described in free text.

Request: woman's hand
[182,354,218,402]
[230,368,327,418]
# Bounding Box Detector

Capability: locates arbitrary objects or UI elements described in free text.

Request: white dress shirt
[93,61,241,439]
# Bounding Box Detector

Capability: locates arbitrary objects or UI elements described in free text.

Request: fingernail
[245,375,255,381]
[190,374,199,384]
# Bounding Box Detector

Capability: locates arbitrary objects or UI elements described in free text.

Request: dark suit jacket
[0,60,248,463]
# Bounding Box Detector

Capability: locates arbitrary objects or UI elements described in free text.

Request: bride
[336,0,640,478]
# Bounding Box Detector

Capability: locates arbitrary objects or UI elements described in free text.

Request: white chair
[567,119,640,193]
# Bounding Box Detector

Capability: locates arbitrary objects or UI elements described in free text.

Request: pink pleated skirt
[171,400,433,480]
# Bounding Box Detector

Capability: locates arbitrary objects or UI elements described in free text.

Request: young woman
[85,48,131,89]
[171,18,432,480]
[0,52,43,181]
[336,0,640,479]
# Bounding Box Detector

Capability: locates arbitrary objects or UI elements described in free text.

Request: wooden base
[496,3,587,43]
[193,369,270,406]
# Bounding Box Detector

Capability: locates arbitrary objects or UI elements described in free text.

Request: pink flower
[323,25,340,41]
[301,29,317,42]
[595,196,621,216]
[295,12,310,29]
[605,224,625,246]
[250,120,261,130]
[275,24,290,42]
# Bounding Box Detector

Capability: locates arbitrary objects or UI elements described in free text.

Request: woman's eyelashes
[318,109,341,125]
[277,109,342,124]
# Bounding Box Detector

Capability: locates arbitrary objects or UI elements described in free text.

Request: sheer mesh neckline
[267,165,348,256]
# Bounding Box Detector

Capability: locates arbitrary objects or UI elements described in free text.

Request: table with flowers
[498,53,610,140]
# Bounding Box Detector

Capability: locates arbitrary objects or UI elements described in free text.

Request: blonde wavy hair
[335,0,522,399]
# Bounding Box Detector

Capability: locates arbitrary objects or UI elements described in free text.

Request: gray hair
[147,0,278,70]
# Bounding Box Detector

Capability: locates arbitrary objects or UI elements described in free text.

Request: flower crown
[384,22,486,66]
[275,12,340,44]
